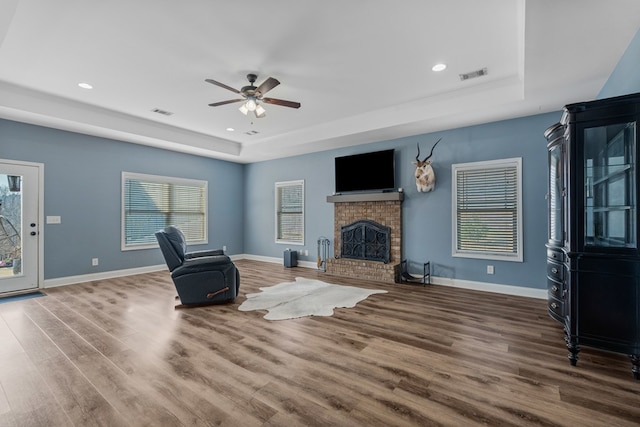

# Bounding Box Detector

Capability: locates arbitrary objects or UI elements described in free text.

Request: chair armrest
[171,255,233,277]
[185,249,224,259]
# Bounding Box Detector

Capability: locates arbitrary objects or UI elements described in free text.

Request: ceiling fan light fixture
[246,97,257,112]
[207,74,300,116]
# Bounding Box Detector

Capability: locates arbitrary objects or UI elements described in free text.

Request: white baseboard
[240,254,318,269]
[429,276,546,300]
[239,254,280,264]
[240,254,546,299]
[44,255,546,300]
[44,264,167,288]
[44,254,245,289]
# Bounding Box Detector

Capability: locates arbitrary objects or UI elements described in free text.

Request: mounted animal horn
[412,138,442,193]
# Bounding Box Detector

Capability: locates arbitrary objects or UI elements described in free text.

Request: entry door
[0,161,41,293]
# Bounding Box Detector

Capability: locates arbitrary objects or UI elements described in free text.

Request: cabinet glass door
[583,122,636,248]
[548,142,563,243]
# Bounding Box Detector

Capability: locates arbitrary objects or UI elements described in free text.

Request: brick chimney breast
[326,199,402,283]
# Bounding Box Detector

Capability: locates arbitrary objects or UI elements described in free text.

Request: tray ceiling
[1,0,639,163]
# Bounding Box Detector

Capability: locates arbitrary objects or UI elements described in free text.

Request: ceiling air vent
[459,67,488,81]
[245,130,259,136]
[151,108,174,116]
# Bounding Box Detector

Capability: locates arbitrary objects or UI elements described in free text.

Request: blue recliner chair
[155,226,239,307]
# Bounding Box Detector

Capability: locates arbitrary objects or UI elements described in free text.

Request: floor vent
[459,67,488,81]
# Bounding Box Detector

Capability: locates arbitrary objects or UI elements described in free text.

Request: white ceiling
[1,0,639,163]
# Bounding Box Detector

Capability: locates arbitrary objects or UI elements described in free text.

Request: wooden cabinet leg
[630,355,640,380]
[565,335,579,366]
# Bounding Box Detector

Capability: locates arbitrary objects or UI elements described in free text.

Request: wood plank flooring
[0,259,638,426]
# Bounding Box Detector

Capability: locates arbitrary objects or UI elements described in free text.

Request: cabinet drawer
[548,296,563,319]
[548,278,564,300]
[547,248,564,262]
[547,261,564,281]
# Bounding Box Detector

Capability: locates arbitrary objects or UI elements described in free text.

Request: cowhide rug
[238,277,387,320]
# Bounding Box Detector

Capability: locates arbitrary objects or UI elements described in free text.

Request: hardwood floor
[0,259,638,426]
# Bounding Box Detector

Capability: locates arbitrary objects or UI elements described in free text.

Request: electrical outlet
[223,245,227,252]
[92,258,99,266]
[304,249,309,256]
[487,265,494,275]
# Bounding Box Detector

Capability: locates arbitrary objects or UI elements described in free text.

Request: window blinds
[276,181,304,244]
[455,163,520,257]
[123,174,207,248]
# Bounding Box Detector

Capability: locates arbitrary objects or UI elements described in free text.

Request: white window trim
[275,179,305,246]
[451,157,523,262]
[121,172,208,251]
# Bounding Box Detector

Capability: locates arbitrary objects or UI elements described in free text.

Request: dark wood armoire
[545,92,640,379]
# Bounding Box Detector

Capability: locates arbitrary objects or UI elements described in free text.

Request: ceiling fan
[206,73,301,118]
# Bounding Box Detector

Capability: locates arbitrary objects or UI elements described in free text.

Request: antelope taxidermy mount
[413,138,442,192]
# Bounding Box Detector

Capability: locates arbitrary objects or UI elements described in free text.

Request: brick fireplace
[325,192,403,283]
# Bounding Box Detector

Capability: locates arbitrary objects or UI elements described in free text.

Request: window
[452,158,522,262]
[275,180,304,245]
[122,172,207,250]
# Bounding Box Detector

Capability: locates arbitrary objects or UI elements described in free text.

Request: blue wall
[598,27,640,99]
[244,150,335,260]
[1,112,559,289]
[0,119,245,279]
[245,112,560,289]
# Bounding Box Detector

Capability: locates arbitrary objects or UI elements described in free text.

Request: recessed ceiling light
[226,127,235,132]
[78,82,93,89]
[432,63,447,72]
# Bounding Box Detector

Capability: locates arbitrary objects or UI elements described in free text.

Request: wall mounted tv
[334,149,395,193]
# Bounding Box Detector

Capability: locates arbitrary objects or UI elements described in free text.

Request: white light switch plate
[46,216,61,224]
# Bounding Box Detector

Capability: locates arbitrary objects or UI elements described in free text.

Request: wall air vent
[459,67,488,81]
[245,130,259,135]
[151,108,174,116]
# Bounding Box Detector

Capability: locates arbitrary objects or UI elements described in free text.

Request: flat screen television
[334,149,395,193]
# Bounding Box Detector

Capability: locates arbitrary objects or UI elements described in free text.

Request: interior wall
[598,27,640,99]
[0,118,245,280]
[245,111,560,290]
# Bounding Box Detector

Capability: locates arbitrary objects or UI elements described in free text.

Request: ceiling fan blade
[255,77,280,96]
[208,99,244,107]
[205,78,241,94]
[262,97,301,109]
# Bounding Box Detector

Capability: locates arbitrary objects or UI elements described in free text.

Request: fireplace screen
[340,219,390,263]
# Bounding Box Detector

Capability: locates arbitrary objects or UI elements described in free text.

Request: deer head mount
[413,138,441,192]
